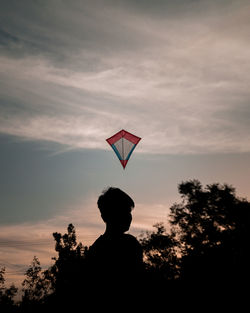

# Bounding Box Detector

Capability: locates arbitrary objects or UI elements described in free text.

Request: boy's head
[97,187,134,233]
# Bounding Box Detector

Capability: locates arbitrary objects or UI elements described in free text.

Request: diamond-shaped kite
[106,129,141,169]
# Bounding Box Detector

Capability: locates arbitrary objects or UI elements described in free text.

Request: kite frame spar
[106,129,141,169]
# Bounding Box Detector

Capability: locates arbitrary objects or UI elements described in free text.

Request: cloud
[1,0,250,155]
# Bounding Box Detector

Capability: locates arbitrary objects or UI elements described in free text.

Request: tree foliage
[21,256,51,309]
[169,180,250,285]
[139,179,250,307]
[0,267,18,312]
[140,222,179,282]
[44,223,88,309]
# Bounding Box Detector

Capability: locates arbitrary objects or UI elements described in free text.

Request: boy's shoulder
[89,235,105,249]
[89,233,140,249]
[122,233,140,244]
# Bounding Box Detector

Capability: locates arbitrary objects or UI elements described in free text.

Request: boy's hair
[97,187,134,220]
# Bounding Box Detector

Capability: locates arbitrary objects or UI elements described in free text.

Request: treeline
[1,180,250,311]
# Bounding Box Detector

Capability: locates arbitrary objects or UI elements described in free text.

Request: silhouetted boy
[86,187,144,298]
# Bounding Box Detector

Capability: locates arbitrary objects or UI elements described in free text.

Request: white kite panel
[113,137,134,160]
[122,138,135,160]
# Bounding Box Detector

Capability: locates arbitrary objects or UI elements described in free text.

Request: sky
[1,0,250,290]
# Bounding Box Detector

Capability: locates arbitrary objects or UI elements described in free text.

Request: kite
[106,129,141,169]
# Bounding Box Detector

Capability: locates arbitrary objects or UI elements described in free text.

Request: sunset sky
[1,0,250,289]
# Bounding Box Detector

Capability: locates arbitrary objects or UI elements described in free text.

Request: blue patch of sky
[1,134,250,226]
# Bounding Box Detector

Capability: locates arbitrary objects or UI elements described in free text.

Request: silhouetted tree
[19,224,88,311]
[0,267,18,312]
[138,180,250,308]
[169,180,250,291]
[140,222,179,282]
[20,256,52,312]
[45,223,88,309]
[139,223,181,307]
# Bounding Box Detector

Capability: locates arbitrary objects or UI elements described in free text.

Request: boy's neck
[104,225,125,236]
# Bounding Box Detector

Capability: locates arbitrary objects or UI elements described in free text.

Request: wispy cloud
[1,0,250,155]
